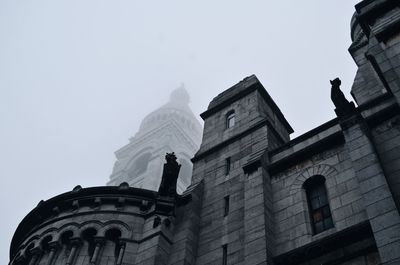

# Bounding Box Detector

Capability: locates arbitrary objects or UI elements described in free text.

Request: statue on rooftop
[330,78,356,118]
[158,152,181,196]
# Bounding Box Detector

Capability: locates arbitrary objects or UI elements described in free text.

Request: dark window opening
[61,231,73,245]
[82,228,97,257]
[304,175,334,234]
[224,196,230,217]
[41,235,52,252]
[226,111,235,129]
[105,228,122,257]
[225,157,231,175]
[222,244,227,265]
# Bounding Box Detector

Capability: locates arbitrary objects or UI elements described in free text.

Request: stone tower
[107,85,202,193]
[190,75,294,264]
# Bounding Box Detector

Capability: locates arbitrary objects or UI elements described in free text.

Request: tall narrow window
[225,157,231,175]
[304,175,333,234]
[226,111,235,129]
[224,195,230,216]
[222,244,227,265]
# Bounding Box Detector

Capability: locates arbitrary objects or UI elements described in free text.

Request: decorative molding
[289,164,338,195]
[273,221,375,265]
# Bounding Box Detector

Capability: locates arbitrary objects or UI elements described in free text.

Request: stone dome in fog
[137,85,202,137]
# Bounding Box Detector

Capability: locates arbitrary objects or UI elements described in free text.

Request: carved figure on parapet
[158,152,181,196]
[330,78,356,118]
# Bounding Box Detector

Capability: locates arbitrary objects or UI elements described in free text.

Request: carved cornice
[273,221,375,265]
[349,29,368,52]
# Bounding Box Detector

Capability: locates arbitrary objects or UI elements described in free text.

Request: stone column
[66,238,81,265]
[116,241,126,265]
[28,247,42,265]
[340,113,400,264]
[90,238,104,264]
[45,242,59,265]
[243,159,273,265]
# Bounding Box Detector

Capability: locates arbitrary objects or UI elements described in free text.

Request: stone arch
[38,227,58,241]
[79,221,103,237]
[58,222,81,239]
[126,146,154,165]
[125,146,155,175]
[289,164,338,195]
[21,234,41,250]
[13,249,24,262]
[99,221,131,238]
[40,234,53,250]
[59,230,74,246]
[26,242,36,252]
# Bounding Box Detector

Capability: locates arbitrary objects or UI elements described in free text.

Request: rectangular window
[225,157,231,175]
[224,195,230,216]
[226,111,235,129]
[222,244,227,265]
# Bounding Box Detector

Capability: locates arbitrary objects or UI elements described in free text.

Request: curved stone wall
[9,183,194,265]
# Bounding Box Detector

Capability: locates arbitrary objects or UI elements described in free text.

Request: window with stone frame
[226,110,235,129]
[303,175,333,234]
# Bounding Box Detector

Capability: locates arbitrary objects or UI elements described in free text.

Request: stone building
[8,1,400,265]
[107,85,202,194]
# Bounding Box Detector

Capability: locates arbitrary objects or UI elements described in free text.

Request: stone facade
[8,183,203,265]
[8,1,400,265]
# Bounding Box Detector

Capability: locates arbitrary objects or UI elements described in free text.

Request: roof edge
[200,75,294,134]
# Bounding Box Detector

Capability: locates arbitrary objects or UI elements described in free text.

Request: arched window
[82,228,97,257]
[303,175,333,234]
[26,243,35,262]
[132,153,152,176]
[226,111,235,129]
[41,235,52,252]
[61,230,73,245]
[105,228,122,258]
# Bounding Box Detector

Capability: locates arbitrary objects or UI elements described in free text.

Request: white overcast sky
[1,0,360,262]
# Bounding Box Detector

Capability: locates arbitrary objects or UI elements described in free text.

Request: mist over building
[7,1,400,265]
[107,85,202,193]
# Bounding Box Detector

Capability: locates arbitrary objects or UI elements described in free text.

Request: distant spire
[170,83,190,104]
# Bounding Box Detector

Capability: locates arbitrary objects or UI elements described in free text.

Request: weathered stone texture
[9,1,400,265]
[372,115,400,209]
[192,78,284,265]
[271,145,369,255]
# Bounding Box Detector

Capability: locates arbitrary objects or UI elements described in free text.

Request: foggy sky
[0,0,359,262]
